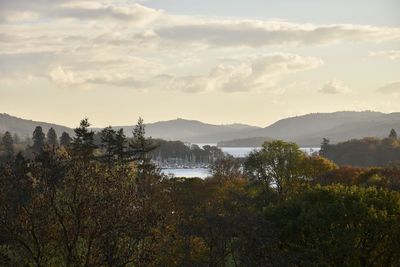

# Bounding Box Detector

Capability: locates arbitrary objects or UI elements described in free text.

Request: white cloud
[165,53,323,93]
[1,0,399,94]
[154,21,400,48]
[377,81,400,96]
[43,53,322,93]
[319,80,350,95]
[49,66,84,87]
[0,0,162,24]
[53,2,162,24]
[370,50,400,60]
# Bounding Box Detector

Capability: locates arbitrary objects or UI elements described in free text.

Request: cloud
[0,0,162,24]
[44,53,322,93]
[49,66,84,87]
[370,50,400,60]
[53,2,162,24]
[165,53,323,93]
[319,80,350,94]
[1,0,399,94]
[47,63,159,90]
[154,21,400,48]
[377,81,400,96]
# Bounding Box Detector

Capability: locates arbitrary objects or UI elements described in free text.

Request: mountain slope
[223,111,400,146]
[2,111,400,146]
[0,113,74,137]
[101,118,261,143]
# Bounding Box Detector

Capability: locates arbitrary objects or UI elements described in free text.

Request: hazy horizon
[2,109,399,129]
[1,0,399,128]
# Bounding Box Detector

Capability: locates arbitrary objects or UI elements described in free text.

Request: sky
[0,0,400,128]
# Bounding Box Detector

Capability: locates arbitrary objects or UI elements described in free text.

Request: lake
[161,168,210,179]
[161,146,320,178]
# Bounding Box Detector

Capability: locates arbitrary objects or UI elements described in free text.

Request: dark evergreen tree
[71,118,96,157]
[389,129,398,139]
[12,133,21,144]
[60,132,71,147]
[115,128,128,160]
[46,127,58,148]
[2,131,14,157]
[319,138,330,157]
[100,126,117,164]
[130,118,154,159]
[129,117,158,176]
[32,126,45,155]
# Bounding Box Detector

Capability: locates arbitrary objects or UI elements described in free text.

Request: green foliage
[316,165,400,191]
[244,140,306,195]
[1,131,14,158]
[129,117,159,177]
[32,126,45,155]
[0,119,167,266]
[321,130,400,167]
[1,122,400,266]
[266,185,400,266]
[389,128,398,139]
[71,118,96,157]
[211,156,243,179]
[150,139,225,164]
[46,127,58,148]
[59,131,71,147]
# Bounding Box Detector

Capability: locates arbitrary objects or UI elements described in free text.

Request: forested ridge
[320,129,400,167]
[0,119,400,266]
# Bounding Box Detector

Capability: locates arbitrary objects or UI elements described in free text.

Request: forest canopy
[0,119,400,266]
[320,129,400,167]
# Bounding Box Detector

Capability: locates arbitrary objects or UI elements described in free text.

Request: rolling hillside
[220,111,400,146]
[0,113,74,137]
[2,111,400,146]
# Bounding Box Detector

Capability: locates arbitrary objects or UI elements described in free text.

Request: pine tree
[13,133,21,144]
[130,117,152,160]
[129,118,158,176]
[71,118,96,157]
[100,126,117,164]
[46,128,59,148]
[320,138,330,157]
[32,126,45,155]
[115,128,128,160]
[60,132,72,147]
[389,129,398,139]
[2,131,14,157]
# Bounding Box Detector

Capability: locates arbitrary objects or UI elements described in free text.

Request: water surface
[161,146,320,178]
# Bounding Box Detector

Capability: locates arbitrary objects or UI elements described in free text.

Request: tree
[319,138,330,157]
[114,128,128,161]
[60,132,71,147]
[211,156,243,179]
[320,137,400,167]
[12,133,21,144]
[32,126,45,155]
[267,185,400,266]
[71,118,96,157]
[302,155,337,181]
[389,129,398,139]
[244,140,305,195]
[2,131,14,157]
[129,118,156,163]
[46,127,58,148]
[100,126,117,164]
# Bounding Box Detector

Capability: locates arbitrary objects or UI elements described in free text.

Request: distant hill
[94,118,261,143]
[0,113,73,138]
[220,111,400,147]
[2,111,400,146]
[217,137,272,147]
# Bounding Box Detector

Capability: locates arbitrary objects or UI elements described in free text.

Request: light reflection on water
[161,146,320,178]
[161,168,210,179]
